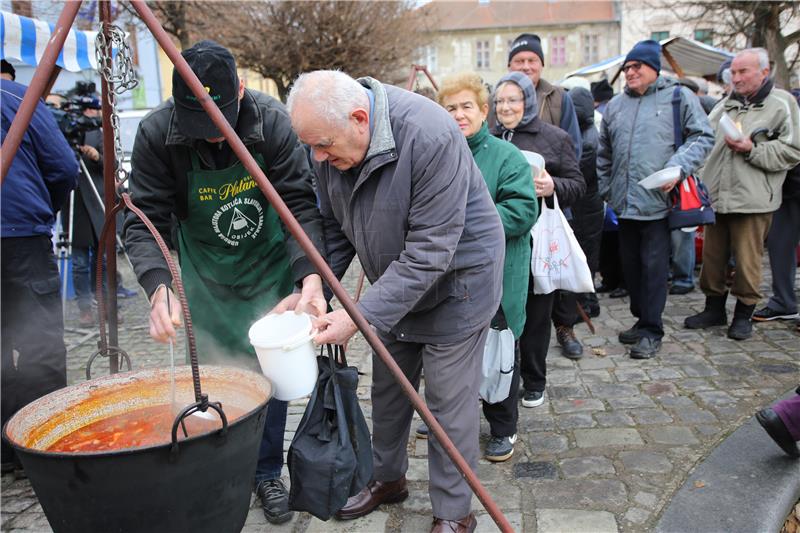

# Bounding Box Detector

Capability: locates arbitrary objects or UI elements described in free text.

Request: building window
[582,34,599,64]
[694,29,713,45]
[417,45,438,73]
[651,31,669,42]
[550,36,567,66]
[476,40,490,70]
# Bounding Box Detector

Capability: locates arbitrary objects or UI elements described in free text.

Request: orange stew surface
[48,404,244,453]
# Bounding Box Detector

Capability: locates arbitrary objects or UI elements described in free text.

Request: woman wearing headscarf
[491,71,585,409]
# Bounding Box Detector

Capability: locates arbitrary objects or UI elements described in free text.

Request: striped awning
[1,10,98,72]
[565,36,734,80]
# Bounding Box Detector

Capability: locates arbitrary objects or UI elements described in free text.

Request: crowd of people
[2,33,800,533]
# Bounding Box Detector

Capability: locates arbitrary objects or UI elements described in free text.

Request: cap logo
[185,89,221,103]
[512,40,528,51]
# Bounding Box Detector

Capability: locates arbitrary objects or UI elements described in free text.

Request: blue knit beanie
[624,40,661,74]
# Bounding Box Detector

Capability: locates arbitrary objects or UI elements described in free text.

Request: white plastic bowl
[638,166,682,190]
[719,114,743,141]
[520,150,545,178]
[248,312,318,401]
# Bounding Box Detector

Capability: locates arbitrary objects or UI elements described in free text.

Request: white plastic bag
[479,328,515,404]
[530,192,595,295]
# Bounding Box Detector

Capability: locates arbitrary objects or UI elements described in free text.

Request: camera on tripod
[48,81,103,147]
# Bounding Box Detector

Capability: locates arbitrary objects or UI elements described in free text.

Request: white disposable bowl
[248,312,318,401]
[719,114,743,141]
[520,150,545,178]
[638,166,682,190]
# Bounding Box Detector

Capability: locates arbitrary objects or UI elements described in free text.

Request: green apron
[177,150,294,369]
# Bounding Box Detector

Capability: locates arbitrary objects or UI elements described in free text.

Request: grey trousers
[371,326,488,520]
[766,197,800,313]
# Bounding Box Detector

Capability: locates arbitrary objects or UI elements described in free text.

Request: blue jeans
[254,398,288,483]
[670,229,695,289]
[72,247,106,312]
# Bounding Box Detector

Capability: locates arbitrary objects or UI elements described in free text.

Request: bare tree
[649,0,800,88]
[216,1,433,101]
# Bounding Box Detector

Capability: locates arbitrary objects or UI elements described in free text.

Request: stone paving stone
[646,367,684,380]
[399,513,433,533]
[559,456,616,478]
[549,385,590,400]
[586,383,638,399]
[675,378,715,392]
[406,456,429,481]
[623,507,651,525]
[633,491,659,508]
[631,409,674,425]
[476,511,524,533]
[676,408,719,424]
[574,428,643,448]
[657,395,698,409]
[642,381,679,396]
[576,357,618,370]
[608,395,657,410]
[533,479,628,512]
[681,363,719,377]
[645,426,699,446]
[307,511,389,532]
[578,370,614,383]
[555,413,596,430]
[470,484,522,511]
[613,367,649,382]
[537,508,619,533]
[513,461,558,480]
[708,352,754,365]
[619,450,673,473]
[524,432,569,454]
[547,370,578,386]
[551,398,605,414]
[594,411,636,427]
[694,390,737,407]
[518,413,557,432]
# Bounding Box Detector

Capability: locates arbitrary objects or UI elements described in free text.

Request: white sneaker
[521,390,545,408]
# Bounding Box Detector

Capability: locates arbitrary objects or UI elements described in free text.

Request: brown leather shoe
[431,513,477,533]
[335,477,408,520]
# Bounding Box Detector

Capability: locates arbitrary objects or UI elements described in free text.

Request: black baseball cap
[172,40,239,139]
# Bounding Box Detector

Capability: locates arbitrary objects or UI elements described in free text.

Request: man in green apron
[123,41,325,525]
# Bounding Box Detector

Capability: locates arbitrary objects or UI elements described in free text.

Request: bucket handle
[282,329,318,351]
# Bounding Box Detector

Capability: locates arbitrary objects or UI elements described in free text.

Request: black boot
[727,300,755,340]
[684,294,728,329]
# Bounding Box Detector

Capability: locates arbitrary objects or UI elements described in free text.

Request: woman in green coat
[438,72,538,462]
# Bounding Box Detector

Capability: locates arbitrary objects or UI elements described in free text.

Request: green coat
[467,122,538,338]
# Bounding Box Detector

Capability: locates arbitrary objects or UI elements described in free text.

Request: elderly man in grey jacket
[598,40,714,359]
[284,70,504,533]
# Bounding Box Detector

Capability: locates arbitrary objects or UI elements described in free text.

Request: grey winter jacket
[597,76,714,220]
[317,78,505,343]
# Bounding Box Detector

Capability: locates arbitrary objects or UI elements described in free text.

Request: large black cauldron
[2,365,270,533]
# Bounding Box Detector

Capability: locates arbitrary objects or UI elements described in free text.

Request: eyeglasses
[494,97,523,107]
[622,62,643,73]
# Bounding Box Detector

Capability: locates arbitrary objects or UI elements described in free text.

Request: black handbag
[287,344,373,520]
[668,86,716,230]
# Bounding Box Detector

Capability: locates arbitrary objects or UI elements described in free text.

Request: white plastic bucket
[520,150,545,178]
[248,312,318,401]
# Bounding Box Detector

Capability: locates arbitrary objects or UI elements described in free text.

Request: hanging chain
[95,23,138,189]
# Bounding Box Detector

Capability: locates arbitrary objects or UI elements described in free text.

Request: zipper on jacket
[623,98,643,215]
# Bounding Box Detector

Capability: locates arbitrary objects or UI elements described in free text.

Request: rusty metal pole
[0,1,82,185]
[130,2,513,530]
[98,0,119,373]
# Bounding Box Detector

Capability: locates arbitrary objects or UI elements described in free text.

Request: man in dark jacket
[1,77,78,473]
[568,86,605,319]
[286,70,504,533]
[599,40,713,358]
[752,90,800,325]
[490,71,585,407]
[123,41,325,524]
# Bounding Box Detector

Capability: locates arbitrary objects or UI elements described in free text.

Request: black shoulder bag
[287,344,373,520]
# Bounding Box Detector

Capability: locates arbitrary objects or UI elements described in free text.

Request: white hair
[738,48,770,70]
[286,70,368,128]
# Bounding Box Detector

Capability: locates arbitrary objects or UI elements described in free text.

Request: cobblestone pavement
[2,257,798,532]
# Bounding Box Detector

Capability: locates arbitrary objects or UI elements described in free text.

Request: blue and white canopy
[1,10,98,72]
